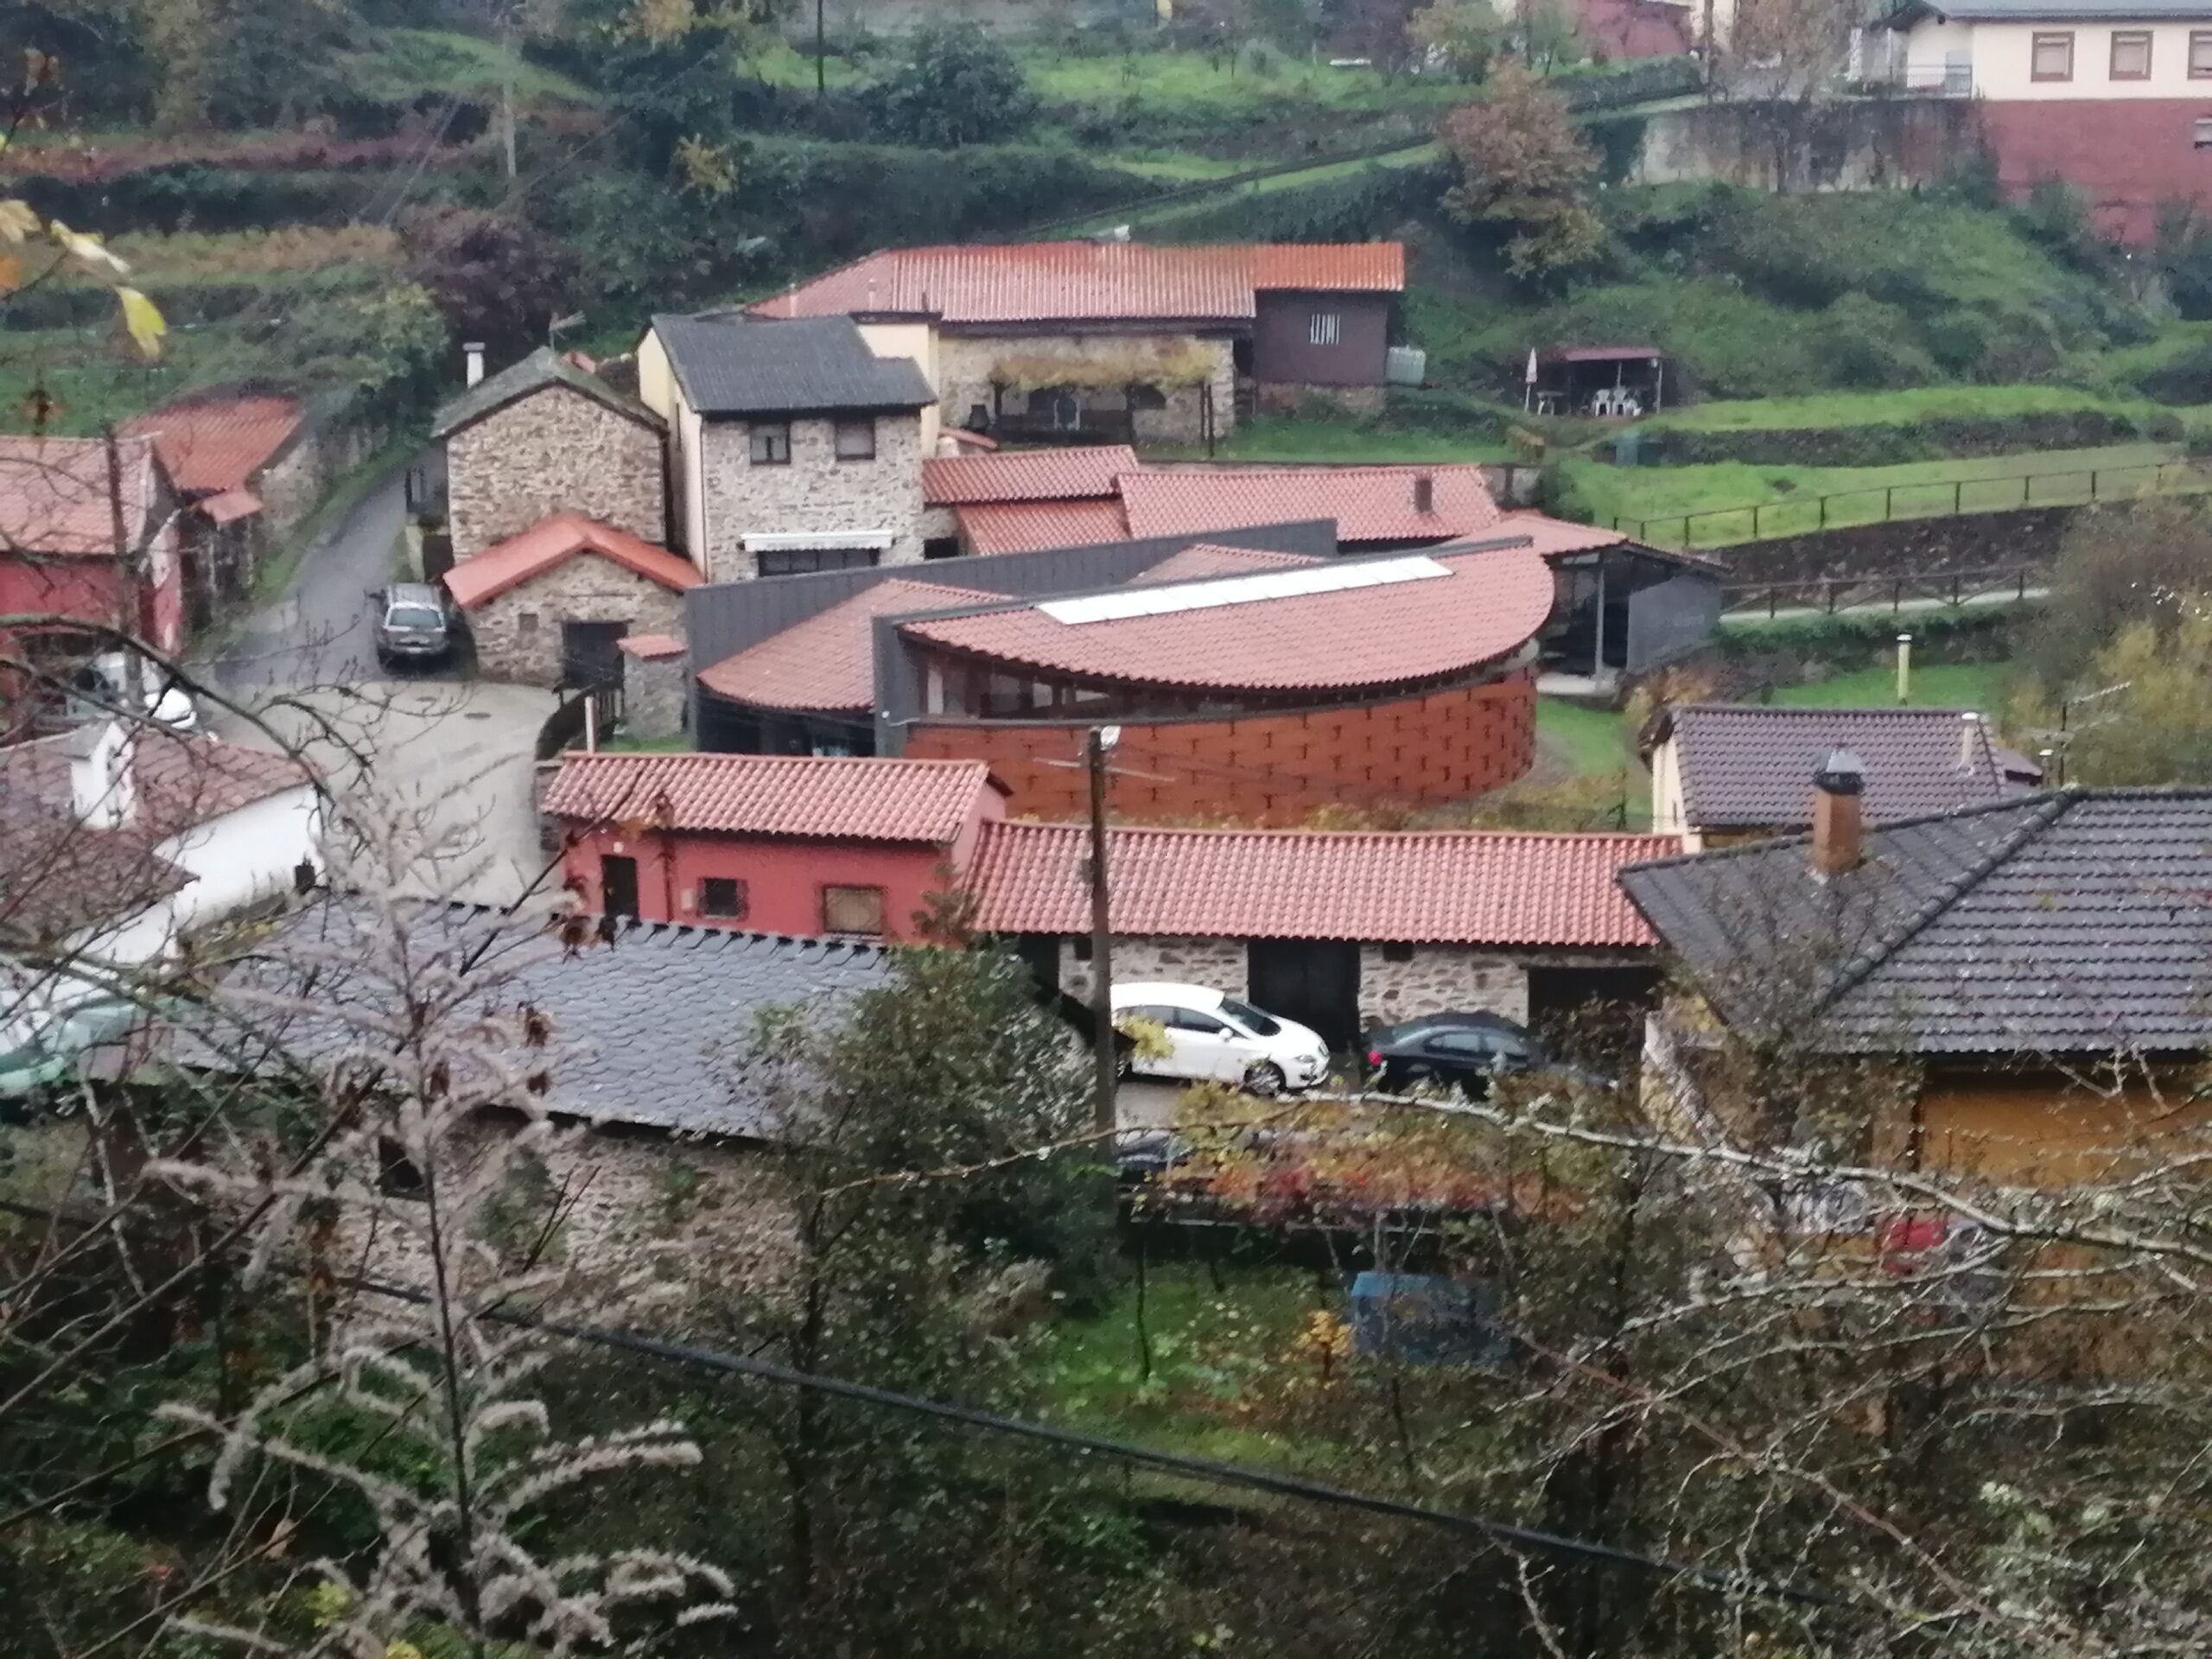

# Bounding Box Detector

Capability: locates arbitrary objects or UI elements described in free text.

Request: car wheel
[1243,1060,1287,1098]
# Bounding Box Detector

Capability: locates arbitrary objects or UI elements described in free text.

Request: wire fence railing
[1721,563,2043,620]
[1610,459,2212,551]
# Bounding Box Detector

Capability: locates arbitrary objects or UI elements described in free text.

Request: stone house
[431,347,667,563]
[637,313,939,582]
[443,513,701,688]
[968,819,1677,1051]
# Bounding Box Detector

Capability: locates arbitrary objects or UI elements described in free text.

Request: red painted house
[542,752,1007,941]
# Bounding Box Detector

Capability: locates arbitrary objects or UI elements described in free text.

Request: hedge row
[1637,407,2182,467]
[18,166,498,233]
[1716,605,2031,677]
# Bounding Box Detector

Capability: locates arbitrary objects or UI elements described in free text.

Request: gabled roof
[971,820,1676,947]
[921,444,1137,506]
[956,499,1132,556]
[442,514,702,610]
[754,242,1404,326]
[652,313,935,417]
[895,545,1552,696]
[121,391,302,497]
[0,435,166,557]
[1116,465,1502,546]
[1128,543,1322,584]
[1655,704,2016,830]
[1619,791,2212,1056]
[698,576,1003,713]
[541,752,1000,844]
[430,346,664,441]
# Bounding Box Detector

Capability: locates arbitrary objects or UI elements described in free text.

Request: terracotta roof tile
[757,243,1404,326]
[541,752,998,843]
[699,577,1003,712]
[617,632,686,660]
[0,435,163,557]
[1129,543,1322,584]
[443,513,702,610]
[121,392,302,495]
[897,546,1550,695]
[1117,465,1501,545]
[970,820,1675,946]
[922,445,1137,505]
[199,487,263,524]
[956,499,1132,556]
[1487,511,1625,555]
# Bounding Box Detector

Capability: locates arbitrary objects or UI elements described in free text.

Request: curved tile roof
[698,576,1003,713]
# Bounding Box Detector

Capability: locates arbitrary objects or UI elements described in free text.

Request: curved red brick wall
[903,671,1536,825]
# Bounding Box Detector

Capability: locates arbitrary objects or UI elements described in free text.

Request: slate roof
[121,391,302,497]
[755,243,1405,326]
[1886,0,2204,20]
[697,576,1004,713]
[921,445,1137,506]
[971,821,1676,946]
[179,899,893,1139]
[0,435,165,557]
[1656,704,2018,830]
[541,752,1000,843]
[1619,791,2212,1056]
[442,514,702,610]
[956,499,1133,556]
[430,346,663,441]
[1116,465,1502,546]
[894,545,1552,696]
[651,313,935,416]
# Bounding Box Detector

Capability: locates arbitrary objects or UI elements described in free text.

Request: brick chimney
[67,719,137,832]
[1413,473,1434,513]
[1811,747,1863,878]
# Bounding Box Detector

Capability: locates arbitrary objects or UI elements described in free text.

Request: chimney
[69,720,137,832]
[1958,709,1980,771]
[463,342,486,387]
[1895,632,1912,704]
[1810,747,1863,878]
[1413,473,1434,513]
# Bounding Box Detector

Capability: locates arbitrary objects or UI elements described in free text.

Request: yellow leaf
[0,254,18,296]
[118,287,167,359]
[50,219,128,275]
[0,199,36,242]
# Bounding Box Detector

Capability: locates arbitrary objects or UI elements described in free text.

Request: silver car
[372,582,454,669]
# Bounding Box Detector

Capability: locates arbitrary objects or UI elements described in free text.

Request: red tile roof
[121,392,302,496]
[1129,543,1321,584]
[0,435,164,557]
[618,632,687,660]
[922,444,1137,506]
[956,499,1132,556]
[1487,511,1625,556]
[969,819,1677,947]
[699,577,1003,712]
[757,243,1404,326]
[541,752,999,843]
[443,513,702,610]
[1117,465,1501,546]
[200,487,263,525]
[896,546,1551,696]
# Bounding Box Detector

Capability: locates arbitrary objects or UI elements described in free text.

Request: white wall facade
[1884,16,2212,97]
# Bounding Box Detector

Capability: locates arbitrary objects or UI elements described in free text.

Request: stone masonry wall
[622,651,690,741]
[1059,936,1249,1005]
[471,555,689,687]
[448,387,666,561]
[935,332,1238,445]
[1359,945,1529,1027]
[696,412,927,583]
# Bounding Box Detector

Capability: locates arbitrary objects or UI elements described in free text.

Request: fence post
[1951,572,1961,607]
[1819,494,1827,529]
[1752,504,1762,539]
[1954,481,1963,515]
[1885,486,1895,520]
[2091,469,2099,502]
[1825,578,1837,614]
[1769,587,1778,620]
[1893,577,1903,612]
[2018,568,2027,601]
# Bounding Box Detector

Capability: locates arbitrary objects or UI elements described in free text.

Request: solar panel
[1039,555,1451,626]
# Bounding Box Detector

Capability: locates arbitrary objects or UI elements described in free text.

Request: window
[748,422,791,465]
[2196,116,2212,148]
[2194,29,2212,75]
[699,877,747,919]
[923,536,963,561]
[833,418,876,461]
[1168,1008,1231,1035]
[1309,311,1343,346]
[2031,31,2074,80]
[822,884,886,936]
[755,545,880,578]
[516,611,538,635]
[1128,383,1167,411]
[1071,934,1093,962]
[1381,941,1414,963]
[2111,29,2152,79]
[1425,1031,1496,1058]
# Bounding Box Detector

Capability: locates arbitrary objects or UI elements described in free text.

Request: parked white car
[1111,981,1331,1096]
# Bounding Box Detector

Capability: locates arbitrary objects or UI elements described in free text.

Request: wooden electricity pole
[104,425,143,711]
[1086,726,1118,1136]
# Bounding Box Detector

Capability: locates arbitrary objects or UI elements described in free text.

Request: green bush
[1640,408,2167,467]
[1716,604,2030,670]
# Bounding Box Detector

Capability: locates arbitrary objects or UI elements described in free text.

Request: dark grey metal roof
[1620,790,2212,1056]
[169,899,892,1139]
[1657,703,2016,830]
[652,313,936,417]
[430,346,664,441]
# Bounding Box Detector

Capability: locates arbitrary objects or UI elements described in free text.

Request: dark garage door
[1247,938,1361,1053]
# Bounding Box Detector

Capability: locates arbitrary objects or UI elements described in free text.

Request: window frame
[748,422,792,466]
[832,417,876,461]
[2193,29,2212,76]
[821,884,887,938]
[755,545,881,578]
[1308,310,1344,347]
[2194,115,2212,148]
[699,876,748,919]
[2110,29,2152,79]
[2031,30,2075,81]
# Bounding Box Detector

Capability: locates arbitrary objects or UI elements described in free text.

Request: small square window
[1381,942,1415,963]
[700,877,747,919]
[2195,117,2212,148]
[2031,31,2074,80]
[822,885,886,937]
[1309,311,1343,346]
[2111,29,2152,79]
[2192,30,2212,75]
[749,423,791,465]
[1071,934,1093,962]
[517,611,538,635]
[833,418,876,461]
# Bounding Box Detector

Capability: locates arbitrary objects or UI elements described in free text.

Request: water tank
[1385,346,1427,387]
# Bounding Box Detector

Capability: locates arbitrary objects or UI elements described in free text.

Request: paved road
[213,468,413,690]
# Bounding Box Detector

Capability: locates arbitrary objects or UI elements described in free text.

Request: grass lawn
[1768,661,2012,714]
[342,28,601,105]
[1145,412,1513,464]
[601,731,690,754]
[1021,50,1465,116]
[1101,149,1254,181]
[1649,385,2179,433]
[1535,697,1638,778]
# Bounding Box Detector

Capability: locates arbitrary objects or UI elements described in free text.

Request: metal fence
[1611,459,2211,551]
[534,682,622,761]
[1722,563,2041,619]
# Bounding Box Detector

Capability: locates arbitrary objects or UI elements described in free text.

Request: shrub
[870,22,1039,149]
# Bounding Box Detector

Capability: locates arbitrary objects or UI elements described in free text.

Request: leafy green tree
[1439,60,1605,280]
[400,206,571,362]
[2063,607,2212,785]
[1408,0,1504,79]
[872,22,1038,149]
[2013,497,2212,702]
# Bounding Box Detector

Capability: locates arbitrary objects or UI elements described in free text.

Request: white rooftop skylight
[1038,555,1451,626]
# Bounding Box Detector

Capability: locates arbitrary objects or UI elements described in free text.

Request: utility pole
[1086,725,1120,1136]
[104,424,143,714]
[500,13,519,181]
[816,0,828,97]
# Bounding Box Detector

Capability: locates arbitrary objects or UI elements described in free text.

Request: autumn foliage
[1438,61,1605,281]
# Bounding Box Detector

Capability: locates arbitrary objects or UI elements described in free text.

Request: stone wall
[471,554,689,687]
[1256,383,1389,418]
[1614,96,1975,194]
[1359,945,1529,1027]
[621,646,690,741]
[448,387,666,561]
[695,412,927,583]
[935,332,1239,445]
[1060,936,1249,1004]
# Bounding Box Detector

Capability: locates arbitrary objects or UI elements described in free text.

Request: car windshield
[388,606,443,630]
[1218,997,1281,1036]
